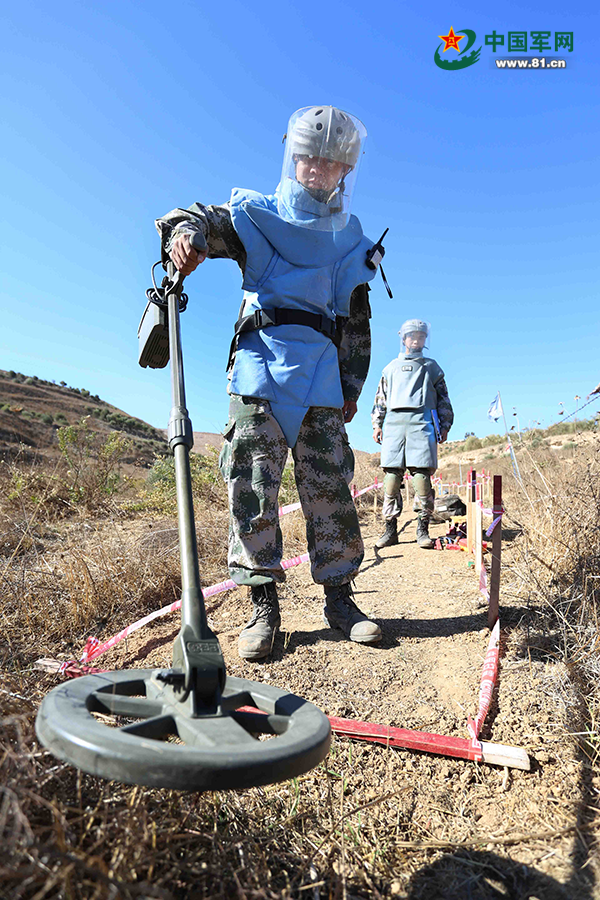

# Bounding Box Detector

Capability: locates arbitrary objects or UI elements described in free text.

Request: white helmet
[400,319,431,353]
[289,106,362,167]
[277,105,367,232]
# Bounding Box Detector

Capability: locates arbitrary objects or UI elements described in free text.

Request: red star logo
[439,27,464,52]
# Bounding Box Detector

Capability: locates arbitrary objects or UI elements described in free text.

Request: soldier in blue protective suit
[157,106,384,660]
[371,320,454,549]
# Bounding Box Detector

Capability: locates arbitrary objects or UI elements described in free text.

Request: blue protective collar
[275,178,346,231]
[240,191,364,268]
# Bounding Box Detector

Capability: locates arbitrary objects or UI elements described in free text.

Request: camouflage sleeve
[371,374,388,429]
[435,377,454,433]
[154,202,246,270]
[338,284,371,403]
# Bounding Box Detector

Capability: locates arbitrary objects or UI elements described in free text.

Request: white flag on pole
[488,393,503,422]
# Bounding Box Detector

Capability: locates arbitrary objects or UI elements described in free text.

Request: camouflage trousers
[219,395,363,587]
[382,466,435,521]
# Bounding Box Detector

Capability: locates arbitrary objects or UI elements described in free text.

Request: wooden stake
[488,475,502,628]
[475,482,483,576]
[467,469,476,554]
[328,716,529,771]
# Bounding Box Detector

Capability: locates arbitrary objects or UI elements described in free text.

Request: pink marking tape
[58,552,310,674]
[466,619,500,758]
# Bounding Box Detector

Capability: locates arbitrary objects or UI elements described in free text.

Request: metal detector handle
[188,231,207,255]
[165,260,225,702]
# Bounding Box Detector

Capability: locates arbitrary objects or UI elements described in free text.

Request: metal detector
[35,237,331,790]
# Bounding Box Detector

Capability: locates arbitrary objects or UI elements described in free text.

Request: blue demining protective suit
[228,183,377,447]
[379,355,446,470]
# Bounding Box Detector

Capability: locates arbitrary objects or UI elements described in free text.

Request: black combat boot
[323,583,381,644]
[374,518,398,549]
[416,516,434,549]
[238,582,281,660]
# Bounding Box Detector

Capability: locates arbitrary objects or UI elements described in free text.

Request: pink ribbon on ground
[353,481,382,498]
[56,552,310,674]
[45,479,389,675]
[466,619,500,758]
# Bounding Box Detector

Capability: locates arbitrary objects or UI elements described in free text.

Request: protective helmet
[289,106,362,167]
[399,319,430,353]
[400,319,430,339]
[277,105,367,232]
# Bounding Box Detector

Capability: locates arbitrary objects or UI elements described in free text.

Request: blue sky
[1,0,598,451]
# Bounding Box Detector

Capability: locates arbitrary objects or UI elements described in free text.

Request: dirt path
[103,507,596,898]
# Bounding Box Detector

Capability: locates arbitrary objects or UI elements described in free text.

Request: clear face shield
[276,106,367,231]
[400,319,431,357]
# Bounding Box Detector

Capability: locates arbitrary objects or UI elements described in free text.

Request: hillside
[0,369,168,467]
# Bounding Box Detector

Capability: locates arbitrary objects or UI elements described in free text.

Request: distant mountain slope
[0,369,167,466]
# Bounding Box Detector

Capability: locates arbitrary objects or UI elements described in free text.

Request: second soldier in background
[372,319,454,549]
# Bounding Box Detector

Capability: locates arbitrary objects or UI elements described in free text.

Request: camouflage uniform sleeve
[371,374,388,429]
[434,377,454,433]
[154,202,246,270]
[338,284,371,403]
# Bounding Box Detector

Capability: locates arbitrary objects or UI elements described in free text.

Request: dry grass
[3,437,600,897]
[499,438,600,762]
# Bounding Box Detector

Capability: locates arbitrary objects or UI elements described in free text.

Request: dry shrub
[502,437,600,757]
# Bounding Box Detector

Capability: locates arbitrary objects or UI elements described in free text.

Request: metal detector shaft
[33,250,330,789]
[165,262,225,702]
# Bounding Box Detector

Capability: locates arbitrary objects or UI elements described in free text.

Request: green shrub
[41,413,54,425]
[544,419,595,437]
[146,447,227,512]
[57,418,132,507]
[529,435,546,449]
[464,436,482,451]
[483,434,503,446]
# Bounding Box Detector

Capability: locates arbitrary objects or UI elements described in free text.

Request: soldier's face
[404,331,426,351]
[295,155,347,192]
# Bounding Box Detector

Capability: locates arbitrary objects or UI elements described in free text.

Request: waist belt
[227,307,341,371]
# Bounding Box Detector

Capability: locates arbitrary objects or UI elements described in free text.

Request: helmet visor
[277,106,367,231]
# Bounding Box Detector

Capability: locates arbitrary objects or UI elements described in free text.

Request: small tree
[57,417,132,508]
